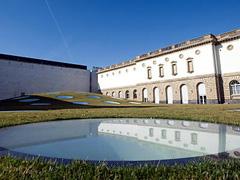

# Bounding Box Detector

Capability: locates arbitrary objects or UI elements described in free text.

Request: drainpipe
[211,39,224,104]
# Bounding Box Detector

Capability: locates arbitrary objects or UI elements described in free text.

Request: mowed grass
[1,156,240,179]
[1,92,240,179]
[0,100,240,128]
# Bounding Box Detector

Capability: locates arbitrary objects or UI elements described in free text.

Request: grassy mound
[0,92,150,111]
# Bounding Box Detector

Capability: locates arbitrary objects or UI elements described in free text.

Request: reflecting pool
[18,99,39,103]
[87,95,101,99]
[72,101,89,105]
[0,119,240,164]
[104,101,120,104]
[56,96,73,99]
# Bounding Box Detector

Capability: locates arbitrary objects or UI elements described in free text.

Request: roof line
[98,28,240,73]
[0,53,87,70]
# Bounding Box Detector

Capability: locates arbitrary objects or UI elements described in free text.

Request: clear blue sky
[0,0,239,68]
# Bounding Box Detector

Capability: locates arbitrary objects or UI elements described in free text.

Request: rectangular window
[237,85,240,95]
[149,128,154,137]
[172,63,177,75]
[187,60,194,73]
[159,65,164,77]
[191,133,198,145]
[231,84,240,95]
[175,131,181,141]
[161,129,167,139]
[147,68,152,79]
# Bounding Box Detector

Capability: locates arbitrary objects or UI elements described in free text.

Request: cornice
[98,29,240,74]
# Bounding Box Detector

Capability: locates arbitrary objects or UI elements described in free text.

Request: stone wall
[222,72,240,104]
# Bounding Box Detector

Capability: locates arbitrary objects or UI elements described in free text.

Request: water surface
[0,119,240,162]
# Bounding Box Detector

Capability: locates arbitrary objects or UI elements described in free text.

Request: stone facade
[101,74,219,104]
[222,72,240,104]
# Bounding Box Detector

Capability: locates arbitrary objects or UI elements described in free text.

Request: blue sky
[0,0,239,68]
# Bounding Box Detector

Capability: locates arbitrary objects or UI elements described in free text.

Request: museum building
[97,29,240,104]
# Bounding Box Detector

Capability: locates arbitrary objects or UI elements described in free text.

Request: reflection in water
[0,119,240,161]
[99,119,240,156]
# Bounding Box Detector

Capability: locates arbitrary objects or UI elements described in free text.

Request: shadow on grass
[0,95,163,111]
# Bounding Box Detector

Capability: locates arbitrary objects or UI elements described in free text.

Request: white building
[97,29,240,104]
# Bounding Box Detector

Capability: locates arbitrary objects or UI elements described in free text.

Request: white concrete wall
[98,64,137,90]
[217,39,240,74]
[0,60,90,100]
[98,43,216,90]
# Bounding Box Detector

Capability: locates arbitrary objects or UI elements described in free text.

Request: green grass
[0,92,240,179]
[1,157,240,179]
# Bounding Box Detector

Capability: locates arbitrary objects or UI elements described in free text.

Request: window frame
[147,67,152,79]
[161,129,167,139]
[191,133,198,145]
[175,131,181,141]
[171,62,177,76]
[187,59,194,73]
[230,80,240,95]
[133,90,137,99]
[159,64,164,77]
[125,90,130,99]
[149,128,154,137]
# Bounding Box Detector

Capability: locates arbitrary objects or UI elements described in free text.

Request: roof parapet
[216,29,240,41]
[97,29,240,73]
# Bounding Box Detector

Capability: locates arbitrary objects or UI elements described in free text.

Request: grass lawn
[0,92,240,179]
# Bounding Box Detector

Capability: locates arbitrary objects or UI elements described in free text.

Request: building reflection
[1,119,240,159]
[98,119,240,157]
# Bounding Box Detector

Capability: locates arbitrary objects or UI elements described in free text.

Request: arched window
[230,80,240,95]
[133,89,137,99]
[112,92,115,97]
[118,91,122,98]
[197,83,207,104]
[180,84,188,104]
[125,90,130,99]
[166,86,173,104]
[153,87,160,104]
[142,88,148,102]
[106,92,109,96]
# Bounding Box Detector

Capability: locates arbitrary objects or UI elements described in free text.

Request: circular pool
[72,101,89,105]
[0,119,240,166]
[56,96,73,99]
[87,95,101,99]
